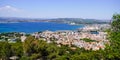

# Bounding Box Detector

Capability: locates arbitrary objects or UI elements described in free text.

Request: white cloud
[0,5,22,12]
[0,5,26,17]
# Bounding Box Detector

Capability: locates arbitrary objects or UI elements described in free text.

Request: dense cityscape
[0,24,110,50]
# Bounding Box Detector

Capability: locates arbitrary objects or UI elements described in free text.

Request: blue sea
[0,22,84,33]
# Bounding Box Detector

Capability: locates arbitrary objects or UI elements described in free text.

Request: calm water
[0,22,84,33]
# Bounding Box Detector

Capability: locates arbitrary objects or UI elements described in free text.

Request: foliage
[111,14,120,32]
[104,14,120,59]
[10,42,23,57]
[0,42,11,60]
[81,38,97,42]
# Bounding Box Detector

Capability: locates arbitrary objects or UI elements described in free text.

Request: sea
[0,22,84,33]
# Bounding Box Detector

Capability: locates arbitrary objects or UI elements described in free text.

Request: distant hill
[47,18,110,24]
[0,17,110,24]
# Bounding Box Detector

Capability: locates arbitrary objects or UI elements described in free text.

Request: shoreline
[0,22,84,33]
[0,23,110,34]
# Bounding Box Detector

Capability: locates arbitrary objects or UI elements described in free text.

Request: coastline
[0,22,84,33]
[0,24,110,51]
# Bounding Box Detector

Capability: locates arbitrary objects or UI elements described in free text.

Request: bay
[0,22,84,33]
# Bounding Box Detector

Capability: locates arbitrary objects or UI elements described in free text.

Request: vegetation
[0,14,120,60]
[81,38,97,42]
[106,14,120,59]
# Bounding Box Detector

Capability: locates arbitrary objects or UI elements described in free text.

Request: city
[0,0,120,60]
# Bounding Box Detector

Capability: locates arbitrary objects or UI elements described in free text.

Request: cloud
[0,5,22,12]
[0,5,26,17]
[0,5,33,18]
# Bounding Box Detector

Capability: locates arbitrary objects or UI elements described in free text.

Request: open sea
[0,22,84,33]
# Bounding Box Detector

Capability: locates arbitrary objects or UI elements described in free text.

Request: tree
[23,36,48,59]
[23,36,37,56]
[107,13,120,59]
[10,42,23,57]
[111,14,120,32]
[46,43,59,59]
[0,42,11,60]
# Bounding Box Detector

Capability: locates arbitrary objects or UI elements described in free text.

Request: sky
[0,0,120,19]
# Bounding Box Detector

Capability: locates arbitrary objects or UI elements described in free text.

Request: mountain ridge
[0,17,110,24]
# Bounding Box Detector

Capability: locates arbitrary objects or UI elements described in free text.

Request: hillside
[0,17,110,24]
